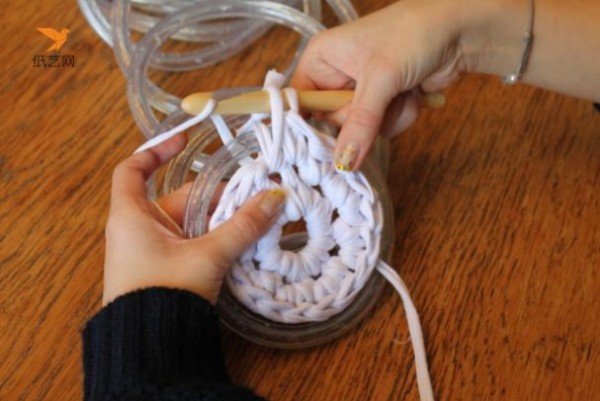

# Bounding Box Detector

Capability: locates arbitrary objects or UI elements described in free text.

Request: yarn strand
[377,261,434,401]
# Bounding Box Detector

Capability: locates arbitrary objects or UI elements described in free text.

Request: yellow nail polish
[334,143,358,172]
[259,189,286,217]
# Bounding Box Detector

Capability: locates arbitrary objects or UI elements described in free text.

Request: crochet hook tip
[181,93,212,115]
[421,92,446,109]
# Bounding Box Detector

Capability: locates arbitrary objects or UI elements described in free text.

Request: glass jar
[162,117,394,348]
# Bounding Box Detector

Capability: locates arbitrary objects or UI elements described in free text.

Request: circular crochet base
[212,153,384,324]
[203,77,384,323]
[179,129,394,347]
[178,70,395,345]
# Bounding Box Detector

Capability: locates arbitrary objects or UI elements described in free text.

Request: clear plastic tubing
[111,0,276,122]
[80,0,322,71]
[78,0,286,48]
[78,0,358,140]
[111,0,304,72]
[126,1,328,138]
[79,0,357,52]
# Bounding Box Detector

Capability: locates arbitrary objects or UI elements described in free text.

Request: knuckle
[359,54,402,91]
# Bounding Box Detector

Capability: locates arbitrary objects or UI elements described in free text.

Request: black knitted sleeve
[82,287,267,401]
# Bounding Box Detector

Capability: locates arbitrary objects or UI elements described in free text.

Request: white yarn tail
[134,99,217,154]
[377,262,435,401]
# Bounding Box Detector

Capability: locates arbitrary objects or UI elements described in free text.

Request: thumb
[203,189,286,264]
[334,71,398,171]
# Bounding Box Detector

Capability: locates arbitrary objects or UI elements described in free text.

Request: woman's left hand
[103,136,285,305]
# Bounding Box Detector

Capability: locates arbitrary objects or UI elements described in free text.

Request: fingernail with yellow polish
[260,189,286,217]
[335,143,358,172]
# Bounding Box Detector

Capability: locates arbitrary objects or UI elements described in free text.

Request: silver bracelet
[502,0,535,85]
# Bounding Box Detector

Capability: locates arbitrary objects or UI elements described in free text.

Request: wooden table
[1,1,599,400]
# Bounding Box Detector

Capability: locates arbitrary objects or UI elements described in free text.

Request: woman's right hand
[293,0,600,172]
[291,0,467,171]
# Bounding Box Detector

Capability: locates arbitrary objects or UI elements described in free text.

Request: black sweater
[82,287,266,401]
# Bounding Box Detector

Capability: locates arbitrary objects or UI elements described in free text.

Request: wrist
[457,0,531,78]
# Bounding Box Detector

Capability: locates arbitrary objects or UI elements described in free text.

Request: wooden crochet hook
[181,90,446,115]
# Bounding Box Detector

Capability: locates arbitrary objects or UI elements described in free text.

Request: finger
[290,59,319,90]
[150,131,188,163]
[396,93,420,133]
[326,103,350,127]
[420,65,460,94]
[291,61,353,91]
[111,134,187,210]
[334,71,398,171]
[380,93,419,138]
[157,180,227,227]
[379,94,406,137]
[200,189,286,264]
[149,200,184,237]
[326,91,420,139]
[156,182,194,227]
[331,94,409,135]
[291,36,353,91]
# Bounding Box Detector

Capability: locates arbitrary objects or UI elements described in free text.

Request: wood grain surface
[1,1,599,400]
